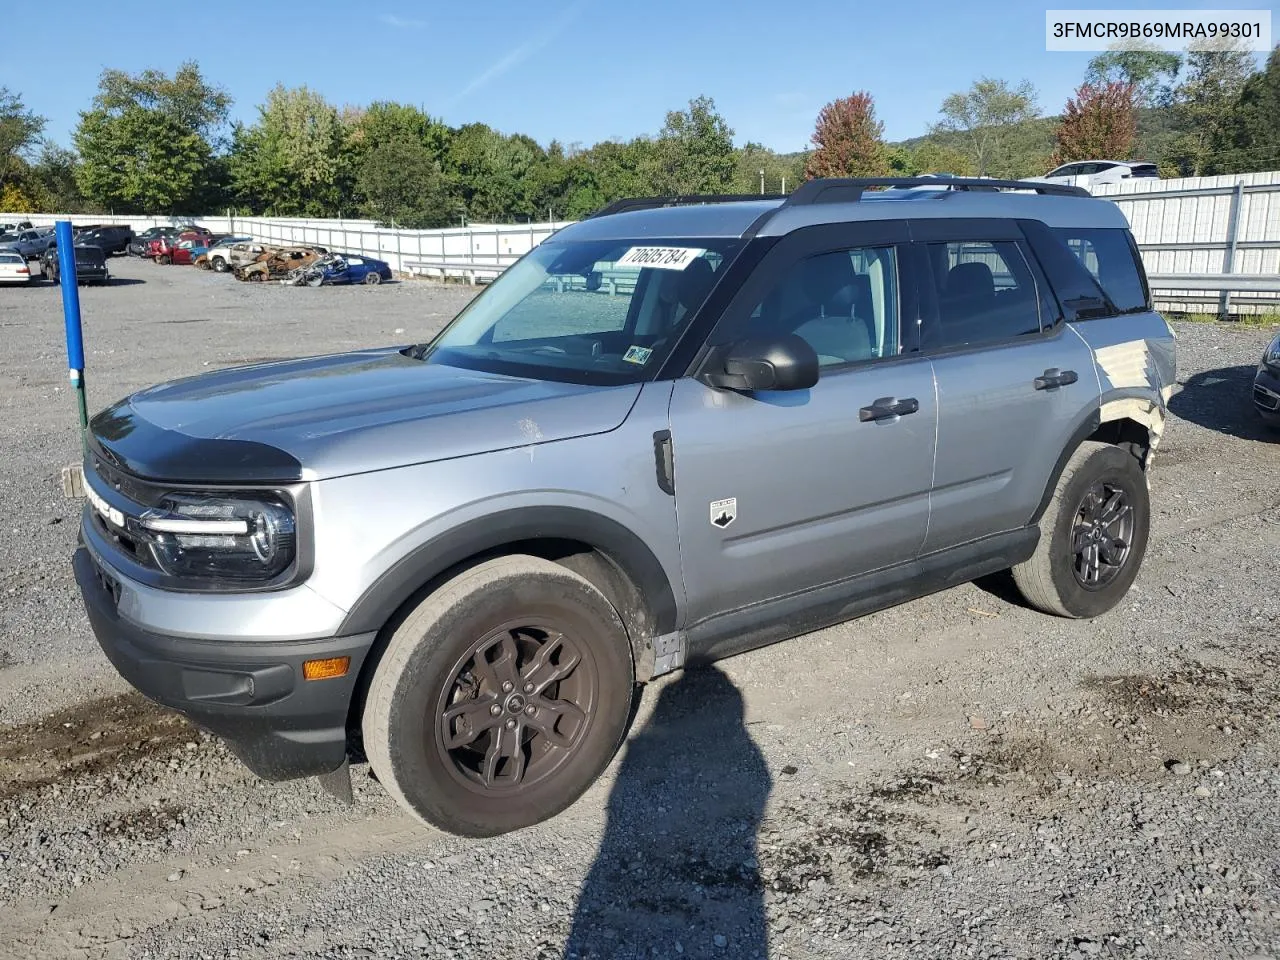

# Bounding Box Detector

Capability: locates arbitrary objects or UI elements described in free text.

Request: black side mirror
[584,270,602,292]
[701,334,819,392]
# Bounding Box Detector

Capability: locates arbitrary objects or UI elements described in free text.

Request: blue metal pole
[56,220,89,434]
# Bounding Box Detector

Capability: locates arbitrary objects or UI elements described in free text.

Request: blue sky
[5,0,1273,153]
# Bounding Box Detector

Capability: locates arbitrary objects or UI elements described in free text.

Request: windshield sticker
[623,345,654,365]
[615,246,706,271]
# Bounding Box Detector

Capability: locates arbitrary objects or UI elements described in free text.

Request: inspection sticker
[615,246,706,270]
[623,345,653,365]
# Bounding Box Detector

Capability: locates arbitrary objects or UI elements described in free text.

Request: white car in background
[1037,160,1160,190]
[0,250,34,284]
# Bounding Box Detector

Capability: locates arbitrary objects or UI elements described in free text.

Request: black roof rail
[786,177,1091,205]
[585,194,787,219]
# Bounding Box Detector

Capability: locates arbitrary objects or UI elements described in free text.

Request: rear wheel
[363,555,635,837]
[1012,441,1149,618]
[363,272,382,285]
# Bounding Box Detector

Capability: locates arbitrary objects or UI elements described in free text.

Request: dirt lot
[0,256,1277,960]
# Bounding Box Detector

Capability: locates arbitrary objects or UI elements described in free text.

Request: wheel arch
[1030,397,1164,525]
[339,507,678,746]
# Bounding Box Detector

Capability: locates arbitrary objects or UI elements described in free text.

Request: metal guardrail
[1147,274,1280,294]
[403,258,509,285]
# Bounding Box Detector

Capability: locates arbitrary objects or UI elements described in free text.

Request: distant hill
[888,106,1180,178]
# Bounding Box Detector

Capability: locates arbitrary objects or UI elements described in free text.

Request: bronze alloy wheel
[362,555,635,836]
[434,621,598,795]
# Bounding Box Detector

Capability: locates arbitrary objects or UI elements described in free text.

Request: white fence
[1095,172,1280,314]
[5,170,1279,314]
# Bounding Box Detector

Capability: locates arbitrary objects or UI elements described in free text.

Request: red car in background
[150,231,210,264]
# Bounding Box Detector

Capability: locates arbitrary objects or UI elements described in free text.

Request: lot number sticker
[616,246,706,270]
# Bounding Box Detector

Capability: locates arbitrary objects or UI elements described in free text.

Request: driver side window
[744,245,900,368]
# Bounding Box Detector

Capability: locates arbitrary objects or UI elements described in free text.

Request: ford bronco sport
[73,177,1175,837]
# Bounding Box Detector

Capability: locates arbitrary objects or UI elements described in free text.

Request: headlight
[137,493,296,582]
[1265,334,1280,366]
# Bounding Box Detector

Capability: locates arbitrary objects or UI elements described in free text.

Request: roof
[553,178,1129,245]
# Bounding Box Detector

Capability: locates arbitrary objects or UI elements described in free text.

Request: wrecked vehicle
[234,246,325,282]
[288,253,393,286]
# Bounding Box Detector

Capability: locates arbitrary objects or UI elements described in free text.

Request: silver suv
[73,178,1175,837]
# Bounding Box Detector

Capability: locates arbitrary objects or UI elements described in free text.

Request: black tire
[363,271,382,285]
[212,257,229,273]
[363,555,635,837]
[1012,441,1149,618]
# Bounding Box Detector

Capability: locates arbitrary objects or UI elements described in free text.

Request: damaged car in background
[234,246,327,282]
[289,253,393,286]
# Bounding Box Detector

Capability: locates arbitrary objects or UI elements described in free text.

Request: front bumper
[73,547,376,780]
[1254,364,1280,425]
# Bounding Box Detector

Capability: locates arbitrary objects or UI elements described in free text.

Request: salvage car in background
[129,226,181,256]
[0,228,56,259]
[1036,160,1160,190]
[0,250,34,283]
[201,236,254,271]
[76,225,134,256]
[42,244,109,284]
[291,253,393,286]
[235,246,326,281]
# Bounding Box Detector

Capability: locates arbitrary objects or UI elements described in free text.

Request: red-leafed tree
[805,91,886,179]
[1053,82,1138,164]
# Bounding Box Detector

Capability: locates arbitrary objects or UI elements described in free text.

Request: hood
[90,348,642,482]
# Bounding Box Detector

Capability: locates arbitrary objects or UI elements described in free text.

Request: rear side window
[1130,164,1159,179]
[1050,227,1149,314]
[921,240,1051,350]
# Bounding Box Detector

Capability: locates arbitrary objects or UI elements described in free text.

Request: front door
[668,223,937,646]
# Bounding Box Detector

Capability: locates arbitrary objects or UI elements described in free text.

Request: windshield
[412,237,740,384]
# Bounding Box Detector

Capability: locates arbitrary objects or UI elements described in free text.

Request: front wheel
[212,257,229,273]
[362,555,636,837]
[1012,441,1150,618]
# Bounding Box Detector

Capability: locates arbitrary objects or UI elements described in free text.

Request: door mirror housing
[701,334,819,392]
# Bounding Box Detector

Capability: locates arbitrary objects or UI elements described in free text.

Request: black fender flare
[336,506,679,639]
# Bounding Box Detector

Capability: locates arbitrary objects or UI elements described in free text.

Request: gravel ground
[0,256,1278,960]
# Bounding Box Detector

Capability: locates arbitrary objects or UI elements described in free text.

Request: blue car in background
[300,253,393,286]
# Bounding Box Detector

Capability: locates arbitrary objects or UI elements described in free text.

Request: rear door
[913,218,1100,553]
[668,221,938,632]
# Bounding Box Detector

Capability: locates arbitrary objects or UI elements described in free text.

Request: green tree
[1214,45,1280,172]
[28,145,84,212]
[732,142,799,194]
[227,85,352,216]
[1085,47,1182,106]
[0,88,45,193]
[650,96,735,194]
[1167,43,1258,175]
[446,123,546,222]
[930,78,1041,177]
[73,62,229,212]
[357,135,451,227]
[1053,82,1138,163]
[804,91,887,179]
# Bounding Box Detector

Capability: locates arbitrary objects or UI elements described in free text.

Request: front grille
[1254,385,1280,411]
[84,459,162,572]
[90,454,165,506]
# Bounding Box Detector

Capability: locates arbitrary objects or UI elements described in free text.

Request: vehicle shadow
[1167,365,1276,442]
[563,665,771,960]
